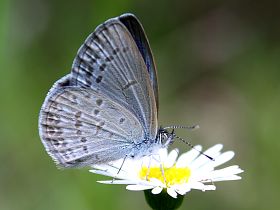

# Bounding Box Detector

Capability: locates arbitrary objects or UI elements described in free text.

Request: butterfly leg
[151,153,167,185]
[111,155,128,183]
[149,153,167,185]
[144,155,152,181]
[159,162,167,185]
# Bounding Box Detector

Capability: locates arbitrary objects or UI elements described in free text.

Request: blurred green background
[1,0,279,209]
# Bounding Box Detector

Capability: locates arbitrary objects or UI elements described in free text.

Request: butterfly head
[156,127,176,147]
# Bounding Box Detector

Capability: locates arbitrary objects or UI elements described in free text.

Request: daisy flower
[90,144,243,199]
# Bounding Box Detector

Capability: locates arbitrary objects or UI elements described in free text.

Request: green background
[1,0,279,209]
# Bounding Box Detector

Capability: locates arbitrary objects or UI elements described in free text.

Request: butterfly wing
[70,14,158,139]
[118,14,159,112]
[39,80,144,168]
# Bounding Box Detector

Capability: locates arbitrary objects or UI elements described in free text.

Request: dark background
[1,0,279,209]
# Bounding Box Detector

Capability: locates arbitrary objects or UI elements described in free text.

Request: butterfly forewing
[71,16,158,138]
[39,84,145,167]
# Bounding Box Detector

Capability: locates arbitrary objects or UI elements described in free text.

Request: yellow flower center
[139,165,191,187]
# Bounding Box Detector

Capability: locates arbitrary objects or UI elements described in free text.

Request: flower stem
[144,190,184,210]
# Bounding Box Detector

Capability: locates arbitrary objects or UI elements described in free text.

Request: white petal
[209,165,243,179]
[97,180,142,185]
[212,175,242,182]
[174,184,191,195]
[164,149,179,168]
[158,148,168,160]
[176,145,202,167]
[89,169,129,180]
[149,178,164,187]
[191,165,215,177]
[151,186,163,194]
[91,159,135,178]
[189,181,207,191]
[189,144,223,169]
[212,151,235,167]
[167,188,177,198]
[126,184,154,191]
[193,151,235,175]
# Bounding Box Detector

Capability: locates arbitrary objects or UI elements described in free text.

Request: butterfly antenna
[164,125,200,130]
[174,135,215,161]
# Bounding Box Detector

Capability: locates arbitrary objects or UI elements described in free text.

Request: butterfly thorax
[129,128,175,159]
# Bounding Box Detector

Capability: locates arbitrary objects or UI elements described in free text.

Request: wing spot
[105,55,114,62]
[85,76,93,86]
[119,118,125,124]
[83,146,88,153]
[122,80,137,90]
[81,137,87,142]
[75,120,83,128]
[96,75,103,83]
[76,130,82,135]
[47,127,63,136]
[56,130,63,136]
[112,48,120,55]
[96,99,103,106]
[123,46,129,53]
[94,109,100,115]
[99,63,106,71]
[98,121,105,127]
[85,69,94,77]
[75,111,82,119]
[52,140,60,146]
[96,121,105,134]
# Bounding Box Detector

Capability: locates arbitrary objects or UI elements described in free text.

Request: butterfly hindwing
[39,83,144,167]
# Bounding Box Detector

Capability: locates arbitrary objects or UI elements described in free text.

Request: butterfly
[38,13,178,168]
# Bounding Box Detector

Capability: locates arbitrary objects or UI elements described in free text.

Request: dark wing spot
[96,121,105,135]
[122,80,137,90]
[75,120,83,128]
[81,137,87,142]
[96,99,103,106]
[85,76,93,86]
[105,56,114,62]
[112,48,120,55]
[119,118,125,124]
[85,40,101,59]
[123,46,129,53]
[75,111,82,119]
[98,121,105,127]
[83,146,88,153]
[52,140,60,146]
[55,130,63,136]
[76,130,82,135]
[94,109,100,115]
[99,63,106,71]
[96,76,102,83]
